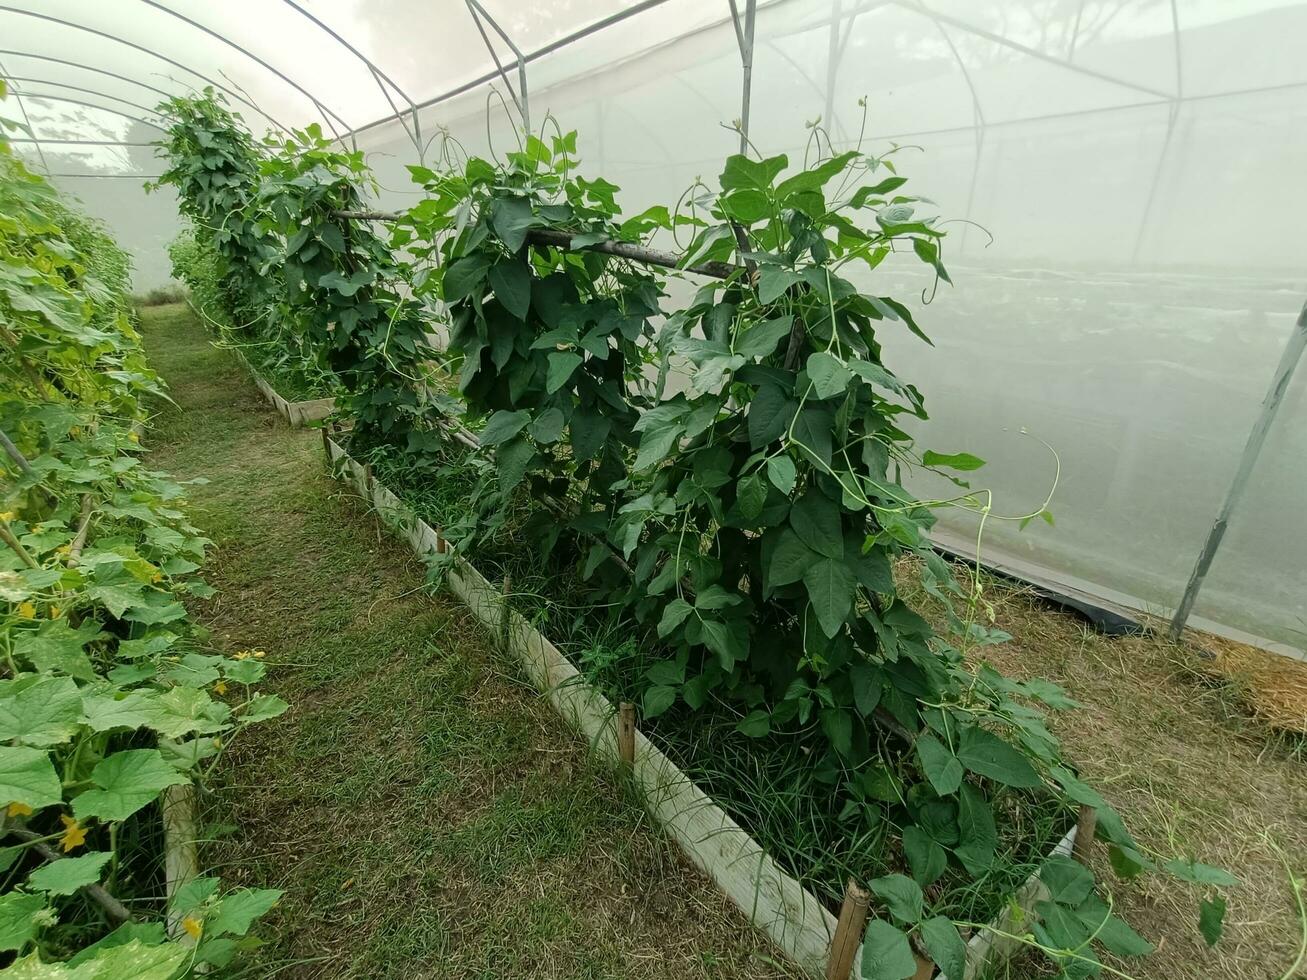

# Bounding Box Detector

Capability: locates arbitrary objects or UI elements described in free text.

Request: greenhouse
[0,1,1304,978]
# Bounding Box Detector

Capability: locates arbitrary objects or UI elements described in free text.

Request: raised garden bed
[323,433,1082,980]
[230,347,336,427]
[182,300,336,426]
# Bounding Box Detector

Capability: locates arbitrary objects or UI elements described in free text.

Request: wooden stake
[500,575,512,650]
[69,494,94,559]
[320,422,330,462]
[0,519,39,569]
[911,953,936,980]
[1073,805,1097,864]
[161,784,199,938]
[617,702,636,766]
[826,878,870,980]
[363,461,373,492]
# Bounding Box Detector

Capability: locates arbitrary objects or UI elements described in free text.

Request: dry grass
[139,303,794,980]
[901,561,1307,979]
[1187,633,1307,736]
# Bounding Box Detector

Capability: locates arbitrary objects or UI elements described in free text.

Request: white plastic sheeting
[3,0,1305,656]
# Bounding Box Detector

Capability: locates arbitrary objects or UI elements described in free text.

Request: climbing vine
[152,89,272,330]
[148,86,1232,978]
[152,89,330,400]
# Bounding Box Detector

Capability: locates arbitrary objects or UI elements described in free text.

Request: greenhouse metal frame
[3,0,1305,663]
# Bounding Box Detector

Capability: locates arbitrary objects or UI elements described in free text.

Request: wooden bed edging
[182,298,335,427]
[323,435,1079,980]
[230,348,336,427]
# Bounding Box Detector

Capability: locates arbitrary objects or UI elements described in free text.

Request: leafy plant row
[152,93,1232,980]
[153,95,333,403]
[154,91,448,447]
[0,85,284,976]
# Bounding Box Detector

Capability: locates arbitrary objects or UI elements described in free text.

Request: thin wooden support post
[1073,805,1097,864]
[826,878,869,980]
[617,702,636,766]
[161,784,199,938]
[320,423,331,463]
[69,494,94,559]
[0,428,37,478]
[499,575,512,650]
[0,519,39,569]
[0,427,58,506]
[363,461,373,492]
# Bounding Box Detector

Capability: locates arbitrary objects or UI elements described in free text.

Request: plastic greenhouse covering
[3,0,1305,663]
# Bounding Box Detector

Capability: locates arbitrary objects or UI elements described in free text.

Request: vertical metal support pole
[466,0,530,136]
[0,64,49,174]
[727,0,761,290]
[1170,302,1307,640]
[728,0,758,154]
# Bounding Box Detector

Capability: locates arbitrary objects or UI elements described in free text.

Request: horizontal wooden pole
[330,209,742,280]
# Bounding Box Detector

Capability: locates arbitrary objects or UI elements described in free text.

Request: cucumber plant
[1,88,284,973]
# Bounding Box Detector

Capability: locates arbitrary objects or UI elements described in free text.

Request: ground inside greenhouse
[138,303,1306,980]
[138,304,790,980]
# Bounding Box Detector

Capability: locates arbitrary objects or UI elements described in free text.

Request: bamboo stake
[161,784,199,938]
[0,427,58,506]
[617,702,636,765]
[1073,805,1097,864]
[0,428,37,479]
[69,494,94,559]
[825,878,870,980]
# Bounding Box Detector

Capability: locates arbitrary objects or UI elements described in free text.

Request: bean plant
[256,125,448,456]
[1,87,284,973]
[405,131,679,544]
[152,90,332,401]
[405,133,1232,979]
[152,89,273,331]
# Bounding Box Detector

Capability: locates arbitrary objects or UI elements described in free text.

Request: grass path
[137,304,788,980]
